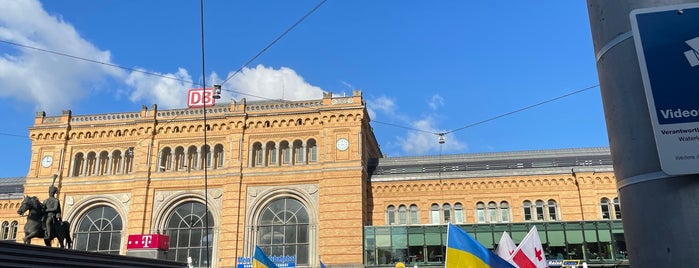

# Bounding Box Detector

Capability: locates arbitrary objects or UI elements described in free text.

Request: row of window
[386,200,559,225]
[250,139,318,167]
[387,197,623,225]
[158,144,224,172]
[1,221,18,240]
[70,148,135,176]
[68,138,322,176]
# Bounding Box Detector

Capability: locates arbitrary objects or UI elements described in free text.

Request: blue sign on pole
[631,3,699,175]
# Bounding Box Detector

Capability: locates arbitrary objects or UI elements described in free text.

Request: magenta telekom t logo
[141,235,153,248]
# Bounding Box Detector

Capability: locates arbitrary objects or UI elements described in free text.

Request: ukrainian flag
[253,246,279,268]
[446,223,516,268]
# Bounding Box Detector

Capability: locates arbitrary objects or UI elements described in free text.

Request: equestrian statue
[17,175,72,248]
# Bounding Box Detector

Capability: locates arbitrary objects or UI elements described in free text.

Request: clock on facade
[41,155,53,168]
[336,138,349,151]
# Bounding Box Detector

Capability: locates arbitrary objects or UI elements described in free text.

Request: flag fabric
[445,223,516,268]
[494,231,517,262]
[509,226,548,268]
[320,260,327,268]
[253,246,279,268]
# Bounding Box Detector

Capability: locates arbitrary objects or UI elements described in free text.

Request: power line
[219,0,327,85]
[0,39,198,86]
[372,84,600,136]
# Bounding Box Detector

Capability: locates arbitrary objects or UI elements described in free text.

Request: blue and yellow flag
[446,223,516,268]
[320,260,327,268]
[253,246,279,268]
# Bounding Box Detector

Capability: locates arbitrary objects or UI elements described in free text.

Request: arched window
[500,201,510,222]
[409,204,419,224]
[613,197,622,219]
[74,205,123,254]
[9,221,17,240]
[488,202,498,223]
[1,221,8,240]
[187,146,198,170]
[387,205,396,225]
[398,205,407,225]
[293,140,304,164]
[266,142,277,165]
[547,199,558,221]
[124,147,134,173]
[72,153,84,177]
[86,152,97,176]
[258,198,310,266]
[252,142,263,167]
[214,144,224,168]
[165,201,214,267]
[280,141,291,165]
[98,151,109,175]
[443,203,452,223]
[453,203,464,224]
[175,146,185,170]
[535,200,545,221]
[430,204,440,224]
[111,150,122,174]
[476,202,486,223]
[160,147,172,172]
[600,198,611,219]
[201,144,212,168]
[307,139,318,163]
[523,200,532,221]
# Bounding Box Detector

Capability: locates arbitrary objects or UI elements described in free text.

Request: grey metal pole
[587,0,699,267]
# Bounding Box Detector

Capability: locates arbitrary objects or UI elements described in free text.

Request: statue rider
[43,185,61,240]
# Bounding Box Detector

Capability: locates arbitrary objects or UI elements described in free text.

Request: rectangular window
[269,148,277,164]
[601,205,610,219]
[309,146,318,162]
[524,207,532,221]
[488,209,498,223]
[476,210,486,223]
[283,148,290,164]
[536,207,544,221]
[295,147,304,163]
[256,149,264,165]
[443,210,451,223]
[501,209,510,222]
[430,210,440,224]
[548,206,557,221]
[399,210,407,225]
[454,210,464,224]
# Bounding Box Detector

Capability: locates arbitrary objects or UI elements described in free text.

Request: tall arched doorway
[257,197,310,266]
[164,201,214,268]
[73,205,123,254]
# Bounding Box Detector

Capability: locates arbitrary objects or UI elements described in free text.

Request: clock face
[336,138,349,151]
[41,155,53,168]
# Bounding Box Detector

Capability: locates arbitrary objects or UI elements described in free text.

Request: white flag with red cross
[495,231,517,262]
[509,226,547,268]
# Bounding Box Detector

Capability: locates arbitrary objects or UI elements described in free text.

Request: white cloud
[0,0,124,113]
[428,94,444,110]
[366,95,397,121]
[222,64,324,102]
[125,68,193,109]
[398,117,466,155]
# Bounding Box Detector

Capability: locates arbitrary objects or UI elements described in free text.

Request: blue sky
[0,1,608,178]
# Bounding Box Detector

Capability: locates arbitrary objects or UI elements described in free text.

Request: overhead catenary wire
[219,0,327,85]
[371,84,600,138]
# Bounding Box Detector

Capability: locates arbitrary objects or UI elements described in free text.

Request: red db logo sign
[187,88,215,108]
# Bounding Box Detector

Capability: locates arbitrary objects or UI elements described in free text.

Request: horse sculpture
[17,195,73,249]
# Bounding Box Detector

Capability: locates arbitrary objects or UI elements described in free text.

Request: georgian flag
[494,231,517,262]
[509,226,547,268]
